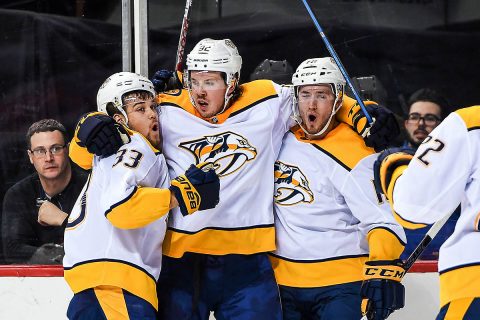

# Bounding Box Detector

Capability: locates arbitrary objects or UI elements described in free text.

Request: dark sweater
[1,166,88,264]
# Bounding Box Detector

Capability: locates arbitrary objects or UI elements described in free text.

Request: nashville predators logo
[274,161,314,206]
[179,131,257,177]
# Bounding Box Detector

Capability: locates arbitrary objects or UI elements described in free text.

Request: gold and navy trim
[310,144,351,171]
[167,223,274,234]
[163,223,276,257]
[369,226,407,246]
[438,262,480,307]
[104,187,138,218]
[64,258,158,310]
[229,94,278,117]
[66,174,92,229]
[269,252,369,263]
[64,258,156,282]
[269,253,368,287]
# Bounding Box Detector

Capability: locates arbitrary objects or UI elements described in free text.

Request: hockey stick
[360,210,455,320]
[300,0,373,125]
[175,0,193,72]
[402,210,454,272]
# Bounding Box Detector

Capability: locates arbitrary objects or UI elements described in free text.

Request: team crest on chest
[274,161,314,206]
[179,131,257,177]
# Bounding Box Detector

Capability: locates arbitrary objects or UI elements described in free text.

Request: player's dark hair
[106,90,154,117]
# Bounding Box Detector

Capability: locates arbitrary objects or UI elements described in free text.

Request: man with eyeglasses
[403,88,446,148]
[400,88,460,262]
[1,119,88,264]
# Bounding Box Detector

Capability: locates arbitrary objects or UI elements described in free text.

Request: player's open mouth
[152,123,158,131]
[308,115,316,122]
[198,100,208,107]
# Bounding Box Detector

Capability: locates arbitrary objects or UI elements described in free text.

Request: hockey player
[63,72,220,319]
[270,57,406,320]
[70,38,399,319]
[374,106,480,319]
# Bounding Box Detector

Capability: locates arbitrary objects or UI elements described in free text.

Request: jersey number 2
[417,137,445,166]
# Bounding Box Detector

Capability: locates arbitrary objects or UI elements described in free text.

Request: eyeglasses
[29,145,67,158]
[406,113,441,126]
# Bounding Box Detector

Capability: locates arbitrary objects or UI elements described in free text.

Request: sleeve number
[112,149,143,168]
[417,137,445,166]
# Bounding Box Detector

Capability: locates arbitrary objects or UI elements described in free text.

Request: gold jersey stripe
[163,225,275,257]
[269,255,368,288]
[440,264,480,307]
[64,260,158,310]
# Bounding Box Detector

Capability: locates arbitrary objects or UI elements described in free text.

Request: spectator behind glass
[403,88,447,148]
[1,119,88,264]
[401,89,459,261]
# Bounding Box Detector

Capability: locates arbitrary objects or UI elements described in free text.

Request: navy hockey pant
[279,281,363,320]
[156,252,282,320]
[67,285,156,320]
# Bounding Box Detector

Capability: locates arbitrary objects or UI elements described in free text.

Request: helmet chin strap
[219,79,237,114]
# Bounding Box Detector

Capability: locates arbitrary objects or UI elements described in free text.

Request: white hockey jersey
[270,124,406,288]
[158,80,292,257]
[392,106,480,307]
[64,133,170,310]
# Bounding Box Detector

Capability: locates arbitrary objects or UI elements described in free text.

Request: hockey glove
[169,164,220,216]
[361,260,406,320]
[151,69,183,92]
[353,104,400,152]
[76,112,130,157]
[373,147,415,198]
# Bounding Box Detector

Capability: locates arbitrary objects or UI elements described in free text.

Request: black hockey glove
[361,260,406,320]
[353,104,400,152]
[169,164,220,216]
[76,112,130,157]
[151,69,183,93]
[373,147,415,198]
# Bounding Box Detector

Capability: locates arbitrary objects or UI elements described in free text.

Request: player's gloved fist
[373,147,415,198]
[361,260,406,320]
[353,104,400,152]
[76,112,130,157]
[169,163,220,216]
[151,69,183,92]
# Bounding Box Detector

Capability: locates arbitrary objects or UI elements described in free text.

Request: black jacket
[1,166,88,264]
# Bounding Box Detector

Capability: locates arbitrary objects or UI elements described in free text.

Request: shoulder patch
[454,106,480,130]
